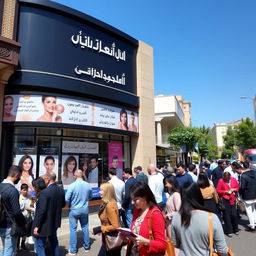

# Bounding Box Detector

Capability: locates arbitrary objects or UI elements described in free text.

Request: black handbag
[2,199,28,237]
[104,231,128,251]
[10,222,28,237]
[216,198,225,212]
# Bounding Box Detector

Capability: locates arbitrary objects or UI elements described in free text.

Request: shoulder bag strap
[208,212,213,256]
[149,208,170,240]
[0,186,15,224]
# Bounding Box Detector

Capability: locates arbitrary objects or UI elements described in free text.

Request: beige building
[0,0,155,186]
[154,94,191,166]
[211,120,242,155]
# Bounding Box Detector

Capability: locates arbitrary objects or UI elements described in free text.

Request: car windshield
[248,154,256,163]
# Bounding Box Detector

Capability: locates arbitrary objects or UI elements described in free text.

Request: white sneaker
[84,247,90,253]
[68,250,76,255]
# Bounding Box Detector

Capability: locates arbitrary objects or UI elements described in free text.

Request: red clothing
[128,206,166,256]
[216,177,240,205]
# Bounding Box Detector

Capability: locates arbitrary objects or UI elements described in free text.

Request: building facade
[0,0,155,197]
[211,120,242,156]
[154,94,191,166]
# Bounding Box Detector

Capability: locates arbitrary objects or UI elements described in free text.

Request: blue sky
[53,0,256,127]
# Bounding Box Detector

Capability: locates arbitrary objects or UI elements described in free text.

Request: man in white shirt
[224,161,240,181]
[188,164,198,183]
[147,163,164,209]
[108,168,125,215]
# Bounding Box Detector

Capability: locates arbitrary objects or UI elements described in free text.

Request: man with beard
[0,165,26,255]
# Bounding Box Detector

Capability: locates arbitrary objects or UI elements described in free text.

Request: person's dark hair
[131,112,135,116]
[136,166,142,171]
[158,164,165,169]
[112,156,118,161]
[231,161,241,169]
[44,155,55,164]
[42,96,56,103]
[197,172,210,189]
[163,175,180,193]
[188,164,196,172]
[18,155,34,179]
[176,162,186,170]
[180,183,207,227]
[32,177,46,198]
[223,172,231,179]
[130,182,157,208]
[8,165,22,177]
[108,168,117,176]
[242,161,250,169]
[124,168,132,175]
[20,183,29,190]
[204,161,210,168]
[90,157,98,163]
[217,160,224,165]
[226,160,231,165]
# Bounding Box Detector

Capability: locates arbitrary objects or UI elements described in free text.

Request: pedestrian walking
[122,168,137,228]
[93,182,122,256]
[216,172,240,237]
[65,169,93,255]
[32,172,65,256]
[240,166,256,232]
[175,162,193,188]
[0,165,26,256]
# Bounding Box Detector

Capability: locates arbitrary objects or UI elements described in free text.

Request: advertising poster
[108,142,123,180]
[14,153,37,192]
[87,156,99,188]
[3,94,139,133]
[39,155,59,177]
[61,155,79,189]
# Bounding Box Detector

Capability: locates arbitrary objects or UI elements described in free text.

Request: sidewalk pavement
[1,213,126,256]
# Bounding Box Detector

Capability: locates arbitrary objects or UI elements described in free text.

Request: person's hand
[134,234,149,246]
[34,227,39,236]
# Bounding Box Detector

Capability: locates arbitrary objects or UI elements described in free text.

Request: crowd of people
[0,159,255,256]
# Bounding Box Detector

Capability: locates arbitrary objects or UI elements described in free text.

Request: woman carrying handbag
[93,182,125,256]
[126,182,167,256]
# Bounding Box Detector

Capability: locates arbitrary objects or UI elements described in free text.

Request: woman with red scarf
[217,172,240,237]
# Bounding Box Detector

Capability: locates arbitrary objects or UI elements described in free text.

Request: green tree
[198,126,217,161]
[223,118,256,152]
[168,126,202,165]
[221,148,235,159]
[236,118,256,151]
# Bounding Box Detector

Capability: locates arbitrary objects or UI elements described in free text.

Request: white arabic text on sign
[62,141,99,154]
[71,30,126,62]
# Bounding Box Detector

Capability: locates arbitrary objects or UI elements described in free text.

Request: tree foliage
[223,118,256,152]
[198,126,217,161]
[168,126,202,152]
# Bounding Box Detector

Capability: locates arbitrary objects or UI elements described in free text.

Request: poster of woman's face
[14,154,37,178]
[61,155,79,189]
[39,155,59,177]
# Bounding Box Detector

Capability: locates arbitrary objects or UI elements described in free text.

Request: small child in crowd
[18,183,34,250]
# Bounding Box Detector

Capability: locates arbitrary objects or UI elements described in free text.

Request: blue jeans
[0,227,17,256]
[69,208,90,253]
[124,209,134,228]
[34,229,59,256]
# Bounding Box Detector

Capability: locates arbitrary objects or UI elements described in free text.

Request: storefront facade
[0,0,155,197]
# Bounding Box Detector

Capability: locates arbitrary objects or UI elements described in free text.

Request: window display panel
[37,136,61,177]
[12,135,37,191]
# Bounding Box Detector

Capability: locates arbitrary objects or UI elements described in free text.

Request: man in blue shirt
[65,169,92,255]
[176,163,193,188]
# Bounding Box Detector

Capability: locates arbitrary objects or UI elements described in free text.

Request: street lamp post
[240,95,256,125]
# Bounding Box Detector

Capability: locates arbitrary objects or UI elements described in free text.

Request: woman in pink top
[164,175,181,227]
[217,172,240,237]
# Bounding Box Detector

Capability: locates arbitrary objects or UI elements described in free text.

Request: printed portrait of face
[90,158,98,169]
[112,157,119,169]
[44,157,55,173]
[23,157,32,172]
[55,104,65,114]
[43,96,57,114]
[4,96,14,115]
